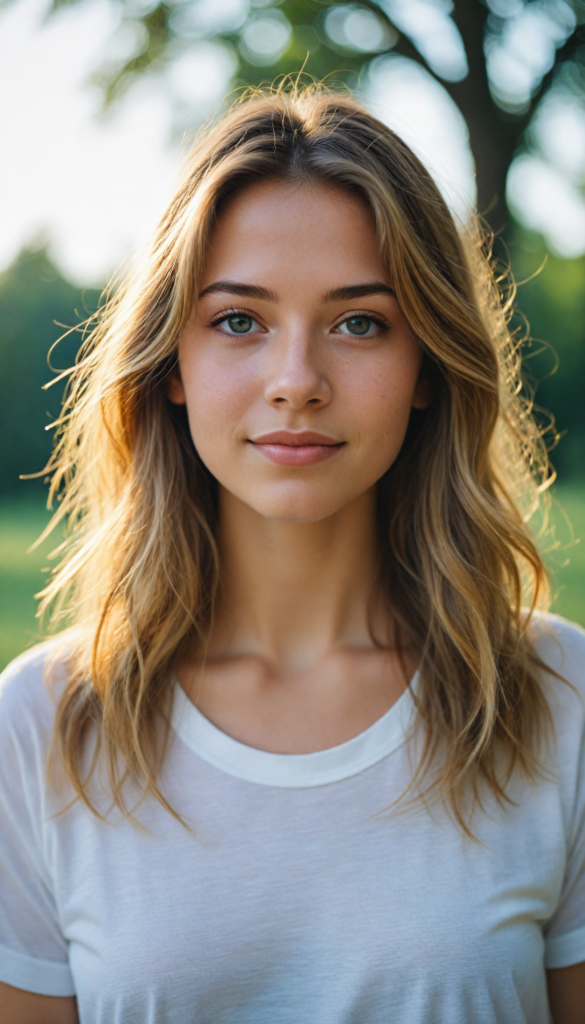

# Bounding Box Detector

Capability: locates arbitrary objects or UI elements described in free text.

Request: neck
[210,487,384,672]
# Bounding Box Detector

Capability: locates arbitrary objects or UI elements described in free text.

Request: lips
[248,430,345,467]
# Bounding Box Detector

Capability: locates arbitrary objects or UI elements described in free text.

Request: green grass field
[0,500,58,671]
[0,487,584,673]
[538,484,585,626]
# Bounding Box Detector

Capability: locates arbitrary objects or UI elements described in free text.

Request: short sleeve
[540,616,585,969]
[0,647,75,996]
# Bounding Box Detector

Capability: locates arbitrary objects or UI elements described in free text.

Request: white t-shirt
[1,614,585,1024]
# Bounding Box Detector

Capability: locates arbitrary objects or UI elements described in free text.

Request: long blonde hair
[41,84,553,828]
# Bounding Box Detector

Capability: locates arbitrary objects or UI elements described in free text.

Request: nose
[263,330,332,410]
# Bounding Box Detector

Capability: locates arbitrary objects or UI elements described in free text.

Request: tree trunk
[446,0,528,229]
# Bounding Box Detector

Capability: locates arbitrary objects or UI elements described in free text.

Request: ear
[166,367,186,405]
[411,371,432,411]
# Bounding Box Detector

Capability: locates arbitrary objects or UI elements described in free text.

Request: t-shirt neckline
[171,671,418,788]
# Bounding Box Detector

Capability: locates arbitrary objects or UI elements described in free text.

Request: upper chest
[178,648,413,754]
[47,751,566,958]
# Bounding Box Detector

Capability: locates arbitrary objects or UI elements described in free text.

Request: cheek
[179,347,259,443]
[340,347,422,448]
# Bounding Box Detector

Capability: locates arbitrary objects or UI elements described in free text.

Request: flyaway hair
[39,83,554,831]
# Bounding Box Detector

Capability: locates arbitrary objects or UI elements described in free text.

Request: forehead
[201,180,387,293]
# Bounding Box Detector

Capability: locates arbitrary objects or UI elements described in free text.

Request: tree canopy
[1,3,584,495]
[46,0,585,226]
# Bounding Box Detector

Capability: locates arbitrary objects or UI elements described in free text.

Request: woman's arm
[547,963,585,1024]
[0,981,78,1024]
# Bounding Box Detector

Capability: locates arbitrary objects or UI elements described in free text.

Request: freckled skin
[169,180,430,524]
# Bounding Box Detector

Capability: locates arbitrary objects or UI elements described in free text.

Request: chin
[245,484,351,524]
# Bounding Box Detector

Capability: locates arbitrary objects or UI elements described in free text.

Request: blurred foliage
[511,232,585,479]
[0,248,100,497]
[43,0,585,225]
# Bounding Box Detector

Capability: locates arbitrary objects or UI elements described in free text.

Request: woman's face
[170,180,430,523]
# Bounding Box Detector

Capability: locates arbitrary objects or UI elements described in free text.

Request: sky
[1,0,585,286]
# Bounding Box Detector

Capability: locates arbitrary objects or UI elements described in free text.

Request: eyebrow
[198,281,278,301]
[198,280,394,303]
[322,283,394,301]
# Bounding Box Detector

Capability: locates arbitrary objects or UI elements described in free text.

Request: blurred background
[1,0,584,670]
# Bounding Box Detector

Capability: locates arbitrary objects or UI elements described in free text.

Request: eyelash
[334,310,389,334]
[208,308,253,331]
[208,308,390,334]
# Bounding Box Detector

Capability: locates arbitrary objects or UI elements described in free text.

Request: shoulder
[528,612,585,762]
[0,638,72,754]
[530,611,585,687]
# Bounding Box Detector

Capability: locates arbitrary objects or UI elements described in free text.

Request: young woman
[0,87,584,1024]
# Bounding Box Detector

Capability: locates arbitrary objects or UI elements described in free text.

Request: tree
[0,248,100,495]
[48,0,585,227]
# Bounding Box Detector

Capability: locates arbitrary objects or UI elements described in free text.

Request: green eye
[345,316,372,335]
[226,315,254,334]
